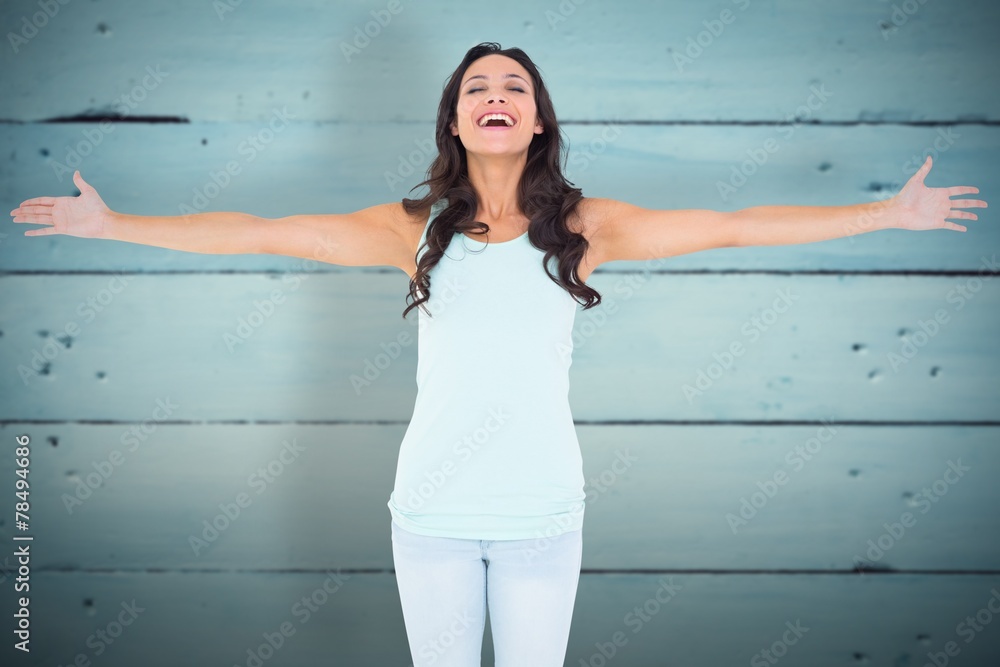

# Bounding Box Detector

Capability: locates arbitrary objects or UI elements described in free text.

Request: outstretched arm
[732,156,986,247]
[587,156,987,266]
[10,170,420,271]
[11,170,267,254]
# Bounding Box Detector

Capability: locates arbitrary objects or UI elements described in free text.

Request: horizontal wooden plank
[1,273,997,422]
[1,0,996,122]
[1,571,998,666]
[0,423,996,571]
[2,123,996,272]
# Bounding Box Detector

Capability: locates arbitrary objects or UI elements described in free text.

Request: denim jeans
[390,519,583,666]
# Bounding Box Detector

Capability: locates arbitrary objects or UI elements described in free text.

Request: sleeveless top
[386,199,587,540]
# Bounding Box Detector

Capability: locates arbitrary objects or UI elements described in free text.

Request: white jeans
[390,519,584,666]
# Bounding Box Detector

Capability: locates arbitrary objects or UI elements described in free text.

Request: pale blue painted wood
[1,123,996,271]
[0,0,996,122]
[1,422,996,571]
[1,0,997,663]
[1,572,998,666]
[1,273,997,421]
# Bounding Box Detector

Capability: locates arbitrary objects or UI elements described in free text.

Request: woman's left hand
[891,156,988,232]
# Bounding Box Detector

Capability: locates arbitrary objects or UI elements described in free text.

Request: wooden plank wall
[1,0,998,665]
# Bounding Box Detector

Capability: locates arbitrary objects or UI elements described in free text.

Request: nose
[486,92,507,104]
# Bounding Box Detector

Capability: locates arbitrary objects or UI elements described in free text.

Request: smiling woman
[477,112,517,127]
[399,42,600,323]
[8,35,989,667]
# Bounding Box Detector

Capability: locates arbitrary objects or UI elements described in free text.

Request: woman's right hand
[10,170,112,239]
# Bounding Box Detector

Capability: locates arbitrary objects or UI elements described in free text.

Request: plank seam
[3,420,999,426]
[1,270,998,277]
[8,567,1000,575]
[2,119,999,127]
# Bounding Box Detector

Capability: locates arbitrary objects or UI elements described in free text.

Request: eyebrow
[462,73,531,87]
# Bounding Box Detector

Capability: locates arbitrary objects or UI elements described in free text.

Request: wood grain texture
[1,0,998,663]
[1,123,997,271]
[1,273,997,421]
[1,0,997,122]
[0,422,996,571]
[0,572,998,666]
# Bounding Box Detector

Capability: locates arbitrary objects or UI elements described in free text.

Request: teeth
[478,113,515,127]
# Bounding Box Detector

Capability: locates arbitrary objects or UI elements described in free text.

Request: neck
[465,151,527,221]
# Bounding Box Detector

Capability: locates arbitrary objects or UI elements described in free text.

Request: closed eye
[466,87,526,93]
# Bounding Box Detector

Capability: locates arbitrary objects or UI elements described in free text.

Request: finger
[943,222,967,232]
[13,205,54,216]
[948,199,988,209]
[24,227,58,237]
[18,197,56,207]
[914,155,932,182]
[947,186,980,196]
[12,214,52,224]
[73,170,89,191]
[947,210,977,220]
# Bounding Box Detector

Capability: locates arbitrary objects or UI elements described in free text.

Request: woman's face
[450,54,544,157]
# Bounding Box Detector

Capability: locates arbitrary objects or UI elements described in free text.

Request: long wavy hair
[401,41,602,319]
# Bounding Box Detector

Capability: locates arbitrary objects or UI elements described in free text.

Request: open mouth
[477,112,516,129]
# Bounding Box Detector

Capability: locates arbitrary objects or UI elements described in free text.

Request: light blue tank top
[387,199,586,540]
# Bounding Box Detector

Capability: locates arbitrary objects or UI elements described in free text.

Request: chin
[465,140,531,156]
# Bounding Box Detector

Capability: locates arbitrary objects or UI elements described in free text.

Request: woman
[10,41,987,666]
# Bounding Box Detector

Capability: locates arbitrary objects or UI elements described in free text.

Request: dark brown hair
[401,41,602,319]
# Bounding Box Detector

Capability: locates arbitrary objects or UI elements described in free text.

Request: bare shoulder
[566,196,739,264]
